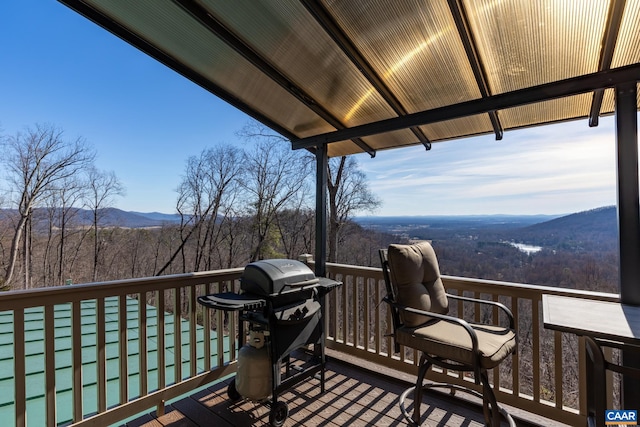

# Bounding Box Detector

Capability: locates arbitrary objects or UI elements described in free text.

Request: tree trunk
[93,209,99,282]
[4,214,28,288]
[24,213,32,289]
[327,156,346,263]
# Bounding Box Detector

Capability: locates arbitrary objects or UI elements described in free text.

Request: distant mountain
[128,211,181,223]
[524,206,615,234]
[355,207,618,253]
[511,206,618,251]
[0,207,181,229]
[94,208,181,227]
[0,206,619,246]
[354,214,561,240]
[355,214,559,230]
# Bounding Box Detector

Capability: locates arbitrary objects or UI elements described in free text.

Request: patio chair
[379,242,517,426]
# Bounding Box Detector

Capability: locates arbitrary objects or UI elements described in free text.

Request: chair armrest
[390,301,480,355]
[397,303,485,381]
[387,300,489,383]
[446,293,515,329]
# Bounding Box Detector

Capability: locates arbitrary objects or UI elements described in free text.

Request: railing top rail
[321,262,383,274]
[319,261,619,302]
[2,260,619,311]
[0,268,244,311]
[442,275,620,301]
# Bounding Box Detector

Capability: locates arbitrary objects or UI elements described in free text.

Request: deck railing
[0,260,621,426]
[0,270,244,427]
[317,261,620,427]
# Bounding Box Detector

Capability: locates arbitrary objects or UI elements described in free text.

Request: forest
[363,206,621,294]
[0,123,385,291]
[0,123,620,296]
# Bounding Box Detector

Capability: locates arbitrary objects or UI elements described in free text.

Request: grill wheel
[227,379,240,401]
[269,401,289,427]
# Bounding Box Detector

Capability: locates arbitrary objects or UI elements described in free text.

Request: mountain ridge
[0,207,181,228]
[0,206,616,237]
[355,205,617,253]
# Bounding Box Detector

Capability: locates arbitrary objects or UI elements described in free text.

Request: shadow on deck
[125,353,564,427]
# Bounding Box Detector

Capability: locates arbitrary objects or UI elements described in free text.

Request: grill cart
[198,259,341,427]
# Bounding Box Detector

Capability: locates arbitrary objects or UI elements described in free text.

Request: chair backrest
[384,242,449,327]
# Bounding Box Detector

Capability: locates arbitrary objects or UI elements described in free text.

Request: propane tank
[236,329,271,400]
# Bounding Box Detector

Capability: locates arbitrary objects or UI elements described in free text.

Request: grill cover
[241,259,318,296]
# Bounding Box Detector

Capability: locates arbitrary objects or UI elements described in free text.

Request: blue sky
[0,1,621,216]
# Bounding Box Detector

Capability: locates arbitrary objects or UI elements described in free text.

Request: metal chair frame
[379,249,516,427]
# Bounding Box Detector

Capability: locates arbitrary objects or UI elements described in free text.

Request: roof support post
[614,82,640,407]
[616,82,640,304]
[589,0,627,127]
[315,144,328,277]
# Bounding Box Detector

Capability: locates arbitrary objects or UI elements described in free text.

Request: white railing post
[298,253,314,266]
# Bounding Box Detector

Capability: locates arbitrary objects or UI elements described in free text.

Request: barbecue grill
[198,259,341,427]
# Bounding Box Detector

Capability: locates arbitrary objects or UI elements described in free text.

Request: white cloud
[361,117,620,215]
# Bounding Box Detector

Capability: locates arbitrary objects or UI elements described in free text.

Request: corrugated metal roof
[0,297,227,426]
[58,0,640,157]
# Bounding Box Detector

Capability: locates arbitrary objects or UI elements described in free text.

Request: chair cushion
[396,321,517,369]
[387,242,448,326]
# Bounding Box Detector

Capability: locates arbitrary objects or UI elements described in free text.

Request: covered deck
[5,1,640,425]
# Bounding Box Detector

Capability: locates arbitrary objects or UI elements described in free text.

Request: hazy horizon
[116,205,615,219]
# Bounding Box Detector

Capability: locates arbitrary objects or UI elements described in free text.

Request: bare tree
[85,167,125,281]
[195,146,243,271]
[1,124,95,288]
[217,208,252,269]
[42,176,87,286]
[240,122,380,263]
[327,156,381,263]
[275,207,315,259]
[0,198,11,291]
[157,145,243,275]
[241,133,313,262]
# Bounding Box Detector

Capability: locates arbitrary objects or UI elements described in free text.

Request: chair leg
[413,353,431,425]
[479,370,501,427]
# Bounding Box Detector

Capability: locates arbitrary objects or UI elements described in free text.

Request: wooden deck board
[125,355,552,426]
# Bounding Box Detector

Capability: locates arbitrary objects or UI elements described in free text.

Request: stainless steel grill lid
[241,259,319,296]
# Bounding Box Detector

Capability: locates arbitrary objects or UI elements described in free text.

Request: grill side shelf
[197,292,266,311]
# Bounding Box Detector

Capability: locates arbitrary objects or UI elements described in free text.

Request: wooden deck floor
[125,354,559,427]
